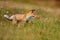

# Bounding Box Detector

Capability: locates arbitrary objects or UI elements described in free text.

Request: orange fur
[10,10,36,24]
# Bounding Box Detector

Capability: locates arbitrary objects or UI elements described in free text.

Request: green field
[0,1,60,40]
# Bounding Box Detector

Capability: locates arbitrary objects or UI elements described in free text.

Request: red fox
[4,9,36,24]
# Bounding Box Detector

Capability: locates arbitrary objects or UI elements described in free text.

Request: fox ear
[30,9,35,13]
[31,9,35,11]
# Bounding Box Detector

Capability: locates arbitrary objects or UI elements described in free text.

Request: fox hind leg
[12,19,17,25]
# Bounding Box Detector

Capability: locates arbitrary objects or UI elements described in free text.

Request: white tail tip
[4,15,9,18]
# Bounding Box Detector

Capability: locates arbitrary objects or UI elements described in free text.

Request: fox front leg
[26,20,33,25]
[29,20,33,24]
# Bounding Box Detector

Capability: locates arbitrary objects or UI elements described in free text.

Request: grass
[0,8,60,40]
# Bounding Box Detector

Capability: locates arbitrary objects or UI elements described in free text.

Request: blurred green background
[0,0,60,40]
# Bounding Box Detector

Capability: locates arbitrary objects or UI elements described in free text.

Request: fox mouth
[32,16,35,17]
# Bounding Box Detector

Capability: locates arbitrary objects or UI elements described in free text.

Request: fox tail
[4,15,12,21]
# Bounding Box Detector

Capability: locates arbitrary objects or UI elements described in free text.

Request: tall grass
[0,8,60,40]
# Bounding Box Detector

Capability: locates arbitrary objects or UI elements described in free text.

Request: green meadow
[0,1,60,40]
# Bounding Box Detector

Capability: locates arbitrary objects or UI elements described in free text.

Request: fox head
[26,9,36,20]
